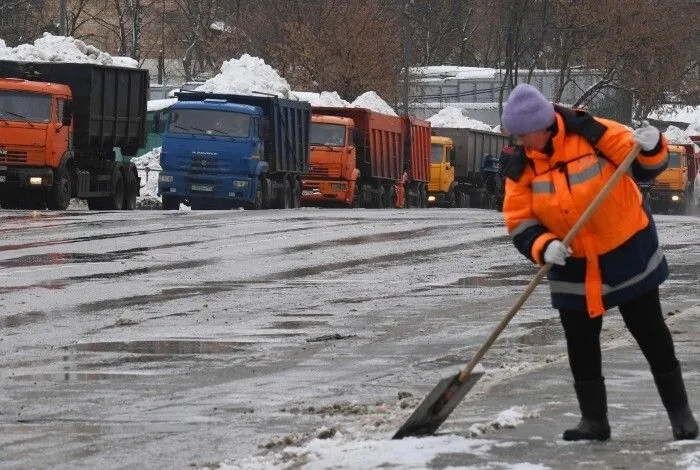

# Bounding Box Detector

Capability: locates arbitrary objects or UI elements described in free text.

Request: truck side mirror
[62,100,73,126]
[449,147,456,165]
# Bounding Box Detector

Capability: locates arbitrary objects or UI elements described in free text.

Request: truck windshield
[431,144,444,163]
[667,152,682,169]
[0,91,51,123]
[310,123,345,146]
[168,109,250,138]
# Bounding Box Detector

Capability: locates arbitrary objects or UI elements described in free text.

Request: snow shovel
[393,143,642,439]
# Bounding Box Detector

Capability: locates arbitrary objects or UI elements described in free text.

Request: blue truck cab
[158,92,310,210]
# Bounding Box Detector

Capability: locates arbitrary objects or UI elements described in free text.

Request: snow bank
[196,54,292,98]
[132,148,162,208]
[351,91,397,116]
[428,106,494,131]
[218,435,536,470]
[0,33,137,67]
[293,91,350,107]
[147,98,177,112]
[664,125,694,145]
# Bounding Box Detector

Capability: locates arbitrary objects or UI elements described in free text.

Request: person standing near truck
[501,83,698,441]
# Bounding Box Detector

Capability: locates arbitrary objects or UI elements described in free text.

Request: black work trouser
[558,287,679,383]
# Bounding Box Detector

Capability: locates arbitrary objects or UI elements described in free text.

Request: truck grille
[308,163,341,179]
[0,150,28,164]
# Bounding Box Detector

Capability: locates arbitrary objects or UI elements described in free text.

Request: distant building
[409,66,632,125]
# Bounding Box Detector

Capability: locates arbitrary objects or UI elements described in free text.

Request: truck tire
[376,185,386,209]
[124,170,138,210]
[291,179,301,209]
[388,186,397,208]
[47,165,72,210]
[421,184,429,208]
[110,171,125,210]
[446,188,456,208]
[277,179,291,209]
[253,181,264,210]
[351,184,361,208]
[162,195,179,210]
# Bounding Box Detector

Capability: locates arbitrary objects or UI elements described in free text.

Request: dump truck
[301,107,408,208]
[402,117,431,208]
[0,60,148,210]
[638,142,697,214]
[158,92,310,210]
[429,127,510,209]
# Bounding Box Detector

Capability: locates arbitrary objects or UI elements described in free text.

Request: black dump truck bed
[0,60,148,155]
[175,92,310,174]
[432,127,509,184]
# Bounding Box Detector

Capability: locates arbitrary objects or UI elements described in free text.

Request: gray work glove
[543,240,572,266]
[633,123,661,151]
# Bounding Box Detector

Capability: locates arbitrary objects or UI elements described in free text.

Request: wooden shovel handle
[457,143,642,382]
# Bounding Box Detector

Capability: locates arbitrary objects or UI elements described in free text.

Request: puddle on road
[282,224,459,254]
[9,372,156,382]
[66,340,247,355]
[0,247,148,268]
[2,310,46,328]
[267,320,328,329]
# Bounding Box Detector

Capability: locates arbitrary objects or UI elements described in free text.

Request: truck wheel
[421,185,429,208]
[277,179,291,209]
[351,185,361,208]
[124,171,138,210]
[376,185,386,209]
[47,165,72,210]
[110,172,125,210]
[446,189,456,208]
[388,186,397,208]
[291,179,301,209]
[253,183,264,210]
[162,195,179,210]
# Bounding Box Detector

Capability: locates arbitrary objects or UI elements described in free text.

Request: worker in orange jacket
[501,83,697,442]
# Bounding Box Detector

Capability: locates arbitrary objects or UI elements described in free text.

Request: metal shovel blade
[392,371,484,439]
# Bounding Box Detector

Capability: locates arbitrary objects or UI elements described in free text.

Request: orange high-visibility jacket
[503,106,669,317]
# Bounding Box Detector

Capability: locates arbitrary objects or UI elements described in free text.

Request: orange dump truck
[301,107,430,208]
[0,61,147,210]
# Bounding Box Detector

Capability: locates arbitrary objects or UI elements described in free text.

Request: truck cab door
[52,98,71,167]
[443,146,455,191]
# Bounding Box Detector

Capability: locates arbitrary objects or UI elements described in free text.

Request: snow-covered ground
[0,209,697,469]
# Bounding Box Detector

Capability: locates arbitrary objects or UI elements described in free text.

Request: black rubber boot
[653,365,699,440]
[562,377,611,441]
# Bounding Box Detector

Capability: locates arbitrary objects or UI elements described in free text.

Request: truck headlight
[29,177,43,185]
[159,174,174,183]
[671,195,680,202]
[428,195,436,202]
[233,180,249,188]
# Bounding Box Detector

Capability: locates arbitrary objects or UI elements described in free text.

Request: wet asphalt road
[0,208,697,469]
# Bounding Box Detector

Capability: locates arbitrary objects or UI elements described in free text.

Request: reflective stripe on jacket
[503,110,669,317]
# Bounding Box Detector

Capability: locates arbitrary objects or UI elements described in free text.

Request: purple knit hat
[502,84,555,135]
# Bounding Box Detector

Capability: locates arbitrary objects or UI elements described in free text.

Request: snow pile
[351,91,397,116]
[293,91,350,107]
[196,54,292,98]
[468,406,540,437]
[0,33,137,67]
[664,125,694,145]
[132,148,162,208]
[147,98,177,112]
[218,435,540,470]
[428,106,494,131]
